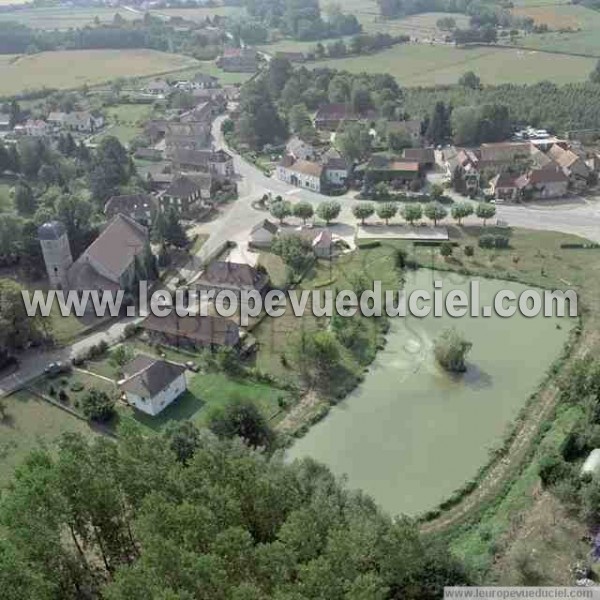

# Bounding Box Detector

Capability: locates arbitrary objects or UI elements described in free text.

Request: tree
[475,202,496,225]
[267,56,293,100]
[430,183,444,201]
[336,122,372,162]
[352,202,375,225]
[400,203,422,225]
[316,200,341,224]
[288,103,312,135]
[450,201,473,225]
[458,71,481,89]
[163,207,187,248]
[109,345,134,370]
[81,388,116,422]
[376,202,397,225]
[208,398,274,449]
[590,59,600,84]
[271,234,313,278]
[424,201,447,226]
[270,200,292,224]
[14,184,36,215]
[292,201,314,224]
[426,101,451,144]
[164,420,201,464]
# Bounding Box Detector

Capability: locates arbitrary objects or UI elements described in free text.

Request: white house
[119,356,187,417]
[48,111,104,133]
[277,156,323,193]
[249,219,278,248]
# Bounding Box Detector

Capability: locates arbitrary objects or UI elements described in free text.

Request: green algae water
[287,270,573,516]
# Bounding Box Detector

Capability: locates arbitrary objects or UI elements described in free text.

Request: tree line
[0,425,469,598]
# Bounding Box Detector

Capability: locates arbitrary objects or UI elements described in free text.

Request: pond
[287,269,573,517]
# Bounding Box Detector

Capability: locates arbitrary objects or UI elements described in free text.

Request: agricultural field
[149,5,240,21]
[0,6,136,29]
[509,5,600,58]
[310,43,597,86]
[0,49,200,96]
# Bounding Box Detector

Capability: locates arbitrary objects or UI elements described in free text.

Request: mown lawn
[0,391,95,488]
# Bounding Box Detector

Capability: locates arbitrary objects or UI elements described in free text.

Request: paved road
[0,318,137,398]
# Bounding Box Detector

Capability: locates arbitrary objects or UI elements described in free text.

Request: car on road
[44,361,71,377]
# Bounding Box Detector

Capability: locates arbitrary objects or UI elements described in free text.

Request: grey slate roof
[120,356,186,398]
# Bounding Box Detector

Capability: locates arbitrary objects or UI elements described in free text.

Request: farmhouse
[322,152,350,187]
[365,155,422,185]
[479,142,534,166]
[14,119,47,137]
[169,148,234,179]
[216,47,258,72]
[67,214,148,294]
[403,147,435,169]
[119,356,187,417]
[195,261,270,295]
[142,313,241,350]
[104,194,157,225]
[145,79,171,95]
[515,165,569,199]
[48,111,104,133]
[547,144,591,189]
[249,219,278,248]
[277,155,323,192]
[165,122,212,154]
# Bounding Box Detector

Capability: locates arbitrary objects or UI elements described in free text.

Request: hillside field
[0,49,200,96]
[0,6,136,29]
[309,43,596,86]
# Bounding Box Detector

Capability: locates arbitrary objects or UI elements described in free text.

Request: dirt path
[420,330,590,535]
[277,390,320,433]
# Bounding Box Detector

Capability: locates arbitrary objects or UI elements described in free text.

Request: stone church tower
[38,221,73,289]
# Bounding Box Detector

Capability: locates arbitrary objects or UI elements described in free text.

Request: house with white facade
[277,155,323,193]
[119,355,187,417]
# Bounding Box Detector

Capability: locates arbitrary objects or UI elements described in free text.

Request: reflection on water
[287,270,572,517]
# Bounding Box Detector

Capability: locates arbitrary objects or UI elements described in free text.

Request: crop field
[149,5,239,21]
[0,6,136,29]
[509,5,600,58]
[0,49,200,96]
[310,43,596,86]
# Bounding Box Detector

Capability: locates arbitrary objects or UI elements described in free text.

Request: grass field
[310,43,597,86]
[94,103,156,147]
[0,49,200,96]
[508,5,600,58]
[166,61,254,86]
[0,391,94,488]
[0,6,136,29]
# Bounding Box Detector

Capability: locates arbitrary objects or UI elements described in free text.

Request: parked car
[44,361,71,377]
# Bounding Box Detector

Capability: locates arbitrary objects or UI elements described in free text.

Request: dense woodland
[0,425,468,599]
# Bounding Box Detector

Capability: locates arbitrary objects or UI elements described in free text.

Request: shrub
[440,242,453,258]
[464,245,474,257]
[81,388,116,423]
[479,234,510,249]
[58,390,68,402]
[70,382,84,392]
[434,328,472,373]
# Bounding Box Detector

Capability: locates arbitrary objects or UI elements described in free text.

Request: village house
[322,149,350,187]
[191,73,219,89]
[312,229,333,259]
[277,155,323,193]
[160,174,213,214]
[0,113,11,132]
[104,194,157,225]
[48,111,104,133]
[314,103,376,131]
[165,122,212,155]
[134,148,163,161]
[440,147,480,192]
[67,214,148,295]
[144,119,170,144]
[249,219,278,248]
[515,165,569,200]
[489,172,518,201]
[365,155,422,186]
[145,79,171,95]
[169,148,234,179]
[403,147,435,169]
[216,47,259,73]
[195,261,270,296]
[286,137,317,161]
[547,144,591,190]
[119,355,187,417]
[180,101,214,124]
[478,141,535,167]
[141,313,241,350]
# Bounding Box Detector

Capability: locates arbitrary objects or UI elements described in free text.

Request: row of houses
[440,140,598,201]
